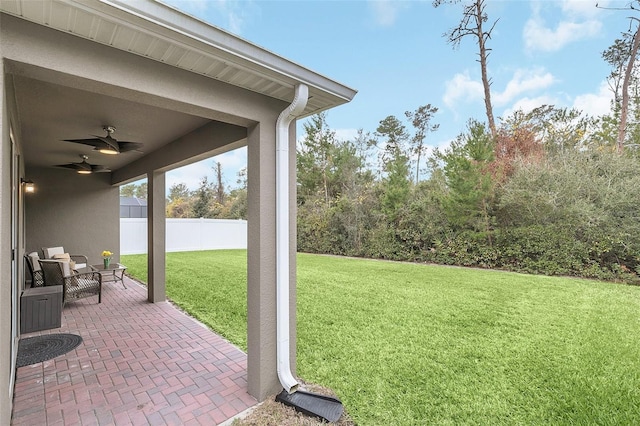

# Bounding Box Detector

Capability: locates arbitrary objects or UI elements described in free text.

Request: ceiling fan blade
[63,138,105,149]
[56,163,83,171]
[91,164,111,173]
[117,141,144,153]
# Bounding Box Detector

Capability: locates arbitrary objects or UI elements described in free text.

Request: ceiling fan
[56,155,111,174]
[63,125,143,155]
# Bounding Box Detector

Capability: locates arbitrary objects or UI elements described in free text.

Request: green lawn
[122,250,640,425]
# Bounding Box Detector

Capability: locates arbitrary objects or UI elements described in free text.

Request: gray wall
[0,57,12,426]
[25,167,120,265]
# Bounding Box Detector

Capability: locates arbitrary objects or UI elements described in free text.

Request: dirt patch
[232,382,355,426]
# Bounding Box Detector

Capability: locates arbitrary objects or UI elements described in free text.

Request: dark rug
[17,333,83,367]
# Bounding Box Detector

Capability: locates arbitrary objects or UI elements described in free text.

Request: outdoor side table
[90,263,127,289]
[21,285,63,333]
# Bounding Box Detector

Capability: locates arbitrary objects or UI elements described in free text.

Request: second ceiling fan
[57,155,111,174]
[63,125,143,155]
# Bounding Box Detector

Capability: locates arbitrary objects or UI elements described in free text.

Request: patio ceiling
[12,74,212,173]
[1,0,357,177]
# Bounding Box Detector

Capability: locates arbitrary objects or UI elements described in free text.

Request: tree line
[121,0,640,283]
[297,108,640,284]
[296,1,640,284]
[119,162,248,220]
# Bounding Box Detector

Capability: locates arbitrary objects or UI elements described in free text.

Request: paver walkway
[11,276,257,425]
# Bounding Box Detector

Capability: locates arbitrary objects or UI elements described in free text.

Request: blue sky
[160,0,627,191]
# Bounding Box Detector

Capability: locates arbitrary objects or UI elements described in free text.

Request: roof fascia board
[97,0,357,102]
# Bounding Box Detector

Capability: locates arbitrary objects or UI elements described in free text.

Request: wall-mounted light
[21,178,35,193]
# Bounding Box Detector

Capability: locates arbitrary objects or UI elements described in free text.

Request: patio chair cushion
[52,253,76,270]
[43,246,87,269]
[43,247,65,258]
[28,252,41,272]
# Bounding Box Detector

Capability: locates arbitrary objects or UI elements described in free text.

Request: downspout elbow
[275,84,308,393]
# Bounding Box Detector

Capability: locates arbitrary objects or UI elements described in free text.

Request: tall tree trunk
[475,0,496,139]
[618,23,640,153]
[215,162,224,204]
[415,150,421,185]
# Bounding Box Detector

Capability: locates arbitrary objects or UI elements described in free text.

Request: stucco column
[147,170,166,303]
[247,120,298,400]
[0,59,13,426]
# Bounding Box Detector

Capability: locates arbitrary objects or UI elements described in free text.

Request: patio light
[21,178,35,193]
[98,146,119,155]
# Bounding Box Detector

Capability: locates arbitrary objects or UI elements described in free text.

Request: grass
[123,250,640,425]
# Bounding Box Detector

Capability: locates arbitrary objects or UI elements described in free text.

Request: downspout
[276,83,308,393]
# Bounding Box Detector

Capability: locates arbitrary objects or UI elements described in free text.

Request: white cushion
[60,261,71,277]
[28,252,41,272]
[43,246,65,259]
[52,253,76,270]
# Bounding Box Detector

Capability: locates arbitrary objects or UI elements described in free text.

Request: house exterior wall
[0,57,13,426]
[1,9,301,412]
[25,167,120,265]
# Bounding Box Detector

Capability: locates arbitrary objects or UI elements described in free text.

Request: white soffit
[0,0,357,117]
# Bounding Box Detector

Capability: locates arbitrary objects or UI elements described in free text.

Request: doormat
[17,333,83,367]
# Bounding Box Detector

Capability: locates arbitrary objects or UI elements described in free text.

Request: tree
[434,0,498,138]
[167,183,190,204]
[120,182,147,199]
[599,0,640,152]
[405,104,440,184]
[134,182,147,200]
[192,176,213,218]
[166,183,192,218]
[212,162,226,205]
[618,22,640,152]
[375,115,409,161]
[501,105,590,155]
[435,120,495,238]
[120,183,136,197]
[297,113,339,204]
[375,116,411,221]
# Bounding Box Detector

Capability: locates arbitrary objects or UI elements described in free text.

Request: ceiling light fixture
[56,155,111,174]
[63,125,143,155]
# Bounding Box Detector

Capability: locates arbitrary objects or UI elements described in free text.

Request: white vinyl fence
[120,218,247,255]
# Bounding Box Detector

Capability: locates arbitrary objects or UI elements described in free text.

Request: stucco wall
[0,57,12,426]
[25,167,120,265]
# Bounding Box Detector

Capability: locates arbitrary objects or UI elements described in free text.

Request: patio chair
[24,252,45,287]
[38,259,102,305]
[41,246,88,270]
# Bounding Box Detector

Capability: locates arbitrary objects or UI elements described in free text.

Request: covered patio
[12,275,256,425]
[0,1,355,423]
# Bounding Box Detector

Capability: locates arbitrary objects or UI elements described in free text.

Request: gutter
[275,83,308,394]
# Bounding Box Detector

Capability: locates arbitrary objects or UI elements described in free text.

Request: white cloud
[562,0,607,18]
[162,0,257,34]
[334,128,360,142]
[368,0,407,27]
[494,68,556,105]
[573,80,613,118]
[523,16,601,52]
[443,72,484,110]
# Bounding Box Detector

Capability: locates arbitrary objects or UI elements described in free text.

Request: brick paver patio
[11,276,257,425]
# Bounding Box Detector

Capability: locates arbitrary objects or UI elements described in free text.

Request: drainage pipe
[276,84,309,394]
